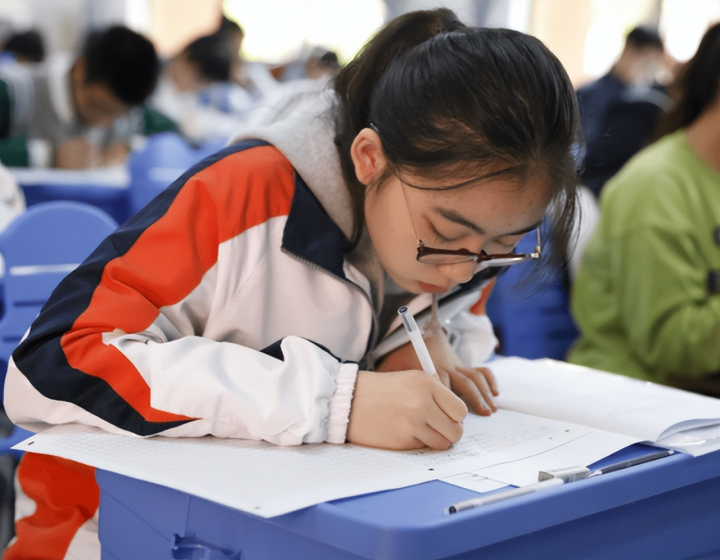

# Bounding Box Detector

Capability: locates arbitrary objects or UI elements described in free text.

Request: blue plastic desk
[96,443,719,559]
[10,167,132,225]
[20,183,130,225]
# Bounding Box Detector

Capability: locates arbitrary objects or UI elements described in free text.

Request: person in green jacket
[568,22,720,395]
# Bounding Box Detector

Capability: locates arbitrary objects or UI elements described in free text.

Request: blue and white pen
[398,306,440,380]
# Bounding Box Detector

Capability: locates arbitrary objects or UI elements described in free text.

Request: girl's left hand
[376,330,499,415]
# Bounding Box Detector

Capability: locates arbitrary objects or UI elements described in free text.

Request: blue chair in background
[0,200,117,548]
[19,179,130,225]
[128,132,225,215]
[13,165,132,225]
[486,230,579,361]
[0,201,117,395]
[0,201,117,433]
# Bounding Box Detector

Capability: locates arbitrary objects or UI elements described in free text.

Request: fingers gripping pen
[398,306,440,380]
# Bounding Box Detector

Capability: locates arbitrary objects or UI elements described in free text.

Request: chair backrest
[0,201,117,400]
[128,132,205,215]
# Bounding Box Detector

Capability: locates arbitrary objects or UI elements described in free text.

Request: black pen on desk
[446,450,675,514]
[587,449,675,478]
[447,478,565,514]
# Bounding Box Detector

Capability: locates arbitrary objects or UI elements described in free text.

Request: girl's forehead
[400,162,525,191]
[421,174,546,205]
[421,175,552,231]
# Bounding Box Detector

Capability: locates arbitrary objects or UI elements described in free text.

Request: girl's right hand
[346,369,468,450]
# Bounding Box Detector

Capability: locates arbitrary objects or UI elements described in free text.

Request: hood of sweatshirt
[230,86,354,242]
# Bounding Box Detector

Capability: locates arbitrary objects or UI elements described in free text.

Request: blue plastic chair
[0,201,118,401]
[128,132,210,215]
[0,201,117,538]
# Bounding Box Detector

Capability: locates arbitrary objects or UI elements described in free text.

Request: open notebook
[13,357,720,518]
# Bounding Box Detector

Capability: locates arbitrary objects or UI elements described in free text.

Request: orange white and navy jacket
[5,91,498,446]
[2,92,498,559]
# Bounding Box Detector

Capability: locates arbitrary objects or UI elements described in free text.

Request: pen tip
[447,506,457,514]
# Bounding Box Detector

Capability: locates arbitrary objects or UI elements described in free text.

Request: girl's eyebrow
[435,207,542,237]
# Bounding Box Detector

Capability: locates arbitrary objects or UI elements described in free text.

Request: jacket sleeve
[4,144,357,445]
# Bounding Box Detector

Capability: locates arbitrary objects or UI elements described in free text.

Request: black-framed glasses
[398,174,542,270]
[416,228,541,270]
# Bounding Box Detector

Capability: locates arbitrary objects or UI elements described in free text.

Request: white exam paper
[13,409,631,517]
[490,357,720,441]
[440,473,508,493]
[653,424,720,457]
[14,357,717,517]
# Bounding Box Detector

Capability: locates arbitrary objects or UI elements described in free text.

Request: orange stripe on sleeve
[60,146,296,424]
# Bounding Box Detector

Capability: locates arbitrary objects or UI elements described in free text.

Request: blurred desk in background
[9,166,131,225]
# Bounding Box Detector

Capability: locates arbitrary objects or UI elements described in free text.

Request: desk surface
[12,167,132,224]
[97,444,720,560]
[8,166,129,188]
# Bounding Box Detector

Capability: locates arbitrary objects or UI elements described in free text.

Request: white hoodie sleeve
[5,335,357,446]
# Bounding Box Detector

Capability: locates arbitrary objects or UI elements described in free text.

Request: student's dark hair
[333,8,581,269]
[218,15,244,38]
[653,21,720,139]
[625,25,664,51]
[319,50,340,71]
[183,34,233,82]
[3,30,45,62]
[82,25,159,105]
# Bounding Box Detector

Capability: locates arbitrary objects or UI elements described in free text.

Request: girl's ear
[350,128,388,186]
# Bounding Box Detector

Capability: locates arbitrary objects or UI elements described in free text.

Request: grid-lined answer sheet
[15,357,719,516]
[14,408,625,517]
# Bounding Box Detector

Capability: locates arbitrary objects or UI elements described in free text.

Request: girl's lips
[418,281,451,294]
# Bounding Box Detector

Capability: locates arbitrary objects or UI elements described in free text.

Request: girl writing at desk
[3,9,580,559]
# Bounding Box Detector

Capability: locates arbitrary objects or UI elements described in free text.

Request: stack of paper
[13,357,719,517]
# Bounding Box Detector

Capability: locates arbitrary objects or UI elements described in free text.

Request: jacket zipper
[281,247,380,369]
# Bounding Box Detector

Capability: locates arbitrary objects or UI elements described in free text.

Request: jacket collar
[281,173,350,280]
[230,89,355,241]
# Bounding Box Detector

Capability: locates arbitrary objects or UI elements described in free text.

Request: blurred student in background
[216,15,279,105]
[0,25,176,169]
[0,161,24,232]
[1,30,45,64]
[0,161,25,284]
[272,45,341,82]
[245,46,341,130]
[150,32,254,144]
[569,22,720,396]
[576,25,672,197]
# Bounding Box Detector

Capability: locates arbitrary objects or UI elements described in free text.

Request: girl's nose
[437,260,476,286]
